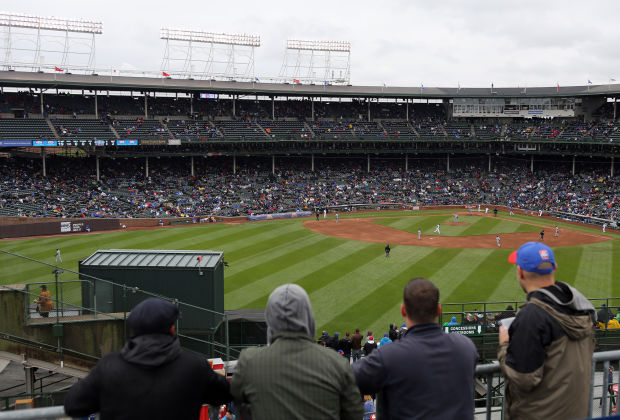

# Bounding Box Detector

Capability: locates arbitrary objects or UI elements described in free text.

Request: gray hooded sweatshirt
[231,284,362,420]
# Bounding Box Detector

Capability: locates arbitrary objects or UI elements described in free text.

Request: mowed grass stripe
[553,246,584,286]
[443,249,513,303]
[237,241,382,309]
[223,231,318,276]
[313,247,438,331]
[572,242,613,298]
[613,240,620,298]
[320,248,461,334]
[487,268,525,303]
[224,233,330,291]
[460,217,501,236]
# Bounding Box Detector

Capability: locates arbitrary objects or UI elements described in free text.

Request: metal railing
[1,350,617,419]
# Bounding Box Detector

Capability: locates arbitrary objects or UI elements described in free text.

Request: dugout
[79,249,224,335]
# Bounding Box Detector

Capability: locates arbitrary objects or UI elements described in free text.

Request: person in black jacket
[338,332,353,362]
[363,336,377,356]
[64,298,231,420]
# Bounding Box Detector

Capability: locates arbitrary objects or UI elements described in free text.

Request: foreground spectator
[499,242,596,420]
[231,284,362,420]
[353,277,478,419]
[64,298,231,419]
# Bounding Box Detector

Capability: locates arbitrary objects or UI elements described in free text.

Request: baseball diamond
[2,210,618,339]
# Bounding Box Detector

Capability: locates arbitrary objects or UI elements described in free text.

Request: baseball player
[469,206,473,215]
[538,209,543,217]
[496,235,501,248]
[385,244,391,258]
[509,206,514,216]
[603,223,607,233]
[433,224,441,235]
[493,208,498,217]
[485,207,489,214]
[418,229,422,240]
[478,204,481,212]
[335,212,339,223]
[55,248,62,263]
[539,229,545,241]
[555,226,559,237]
[323,208,327,219]
[453,214,459,222]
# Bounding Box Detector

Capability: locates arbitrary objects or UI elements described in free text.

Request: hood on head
[266,284,315,344]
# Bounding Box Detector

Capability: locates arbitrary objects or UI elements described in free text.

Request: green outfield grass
[1,210,619,340]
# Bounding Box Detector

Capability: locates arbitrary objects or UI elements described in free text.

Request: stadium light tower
[0,11,102,73]
[160,27,260,80]
[279,39,351,85]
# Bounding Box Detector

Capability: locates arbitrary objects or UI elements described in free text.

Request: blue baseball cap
[508,242,556,274]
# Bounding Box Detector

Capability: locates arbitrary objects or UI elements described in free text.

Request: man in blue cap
[499,242,596,420]
[64,297,231,419]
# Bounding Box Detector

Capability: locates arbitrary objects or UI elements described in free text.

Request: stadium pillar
[614,101,617,121]
[447,154,450,172]
[367,100,371,122]
[40,91,44,116]
[190,96,193,115]
[530,155,534,173]
[94,91,98,118]
[572,156,576,176]
[406,100,409,120]
[311,98,314,120]
[488,155,491,172]
[96,156,100,181]
[145,156,149,178]
[272,96,275,119]
[311,153,315,172]
[41,148,46,177]
[367,154,370,172]
[272,155,275,174]
[612,156,615,177]
[233,155,236,174]
[232,96,236,118]
[405,153,408,171]
[144,94,148,119]
[191,156,194,177]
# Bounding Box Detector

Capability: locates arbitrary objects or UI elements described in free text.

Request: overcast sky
[4,0,620,88]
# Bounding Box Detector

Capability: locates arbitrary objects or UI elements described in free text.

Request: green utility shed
[79,249,224,335]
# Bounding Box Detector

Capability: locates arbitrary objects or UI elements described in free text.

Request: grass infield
[1,210,618,339]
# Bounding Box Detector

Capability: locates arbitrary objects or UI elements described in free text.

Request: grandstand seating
[214,120,267,141]
[53,119,117,140]
[444,121,472,140]
[382,121,417,140]
[0,119,55,140]
[167,120,220,141]
[116,119,169,139]
[350,121,387,138]
[474,124,502,140]
[259,120,311,140]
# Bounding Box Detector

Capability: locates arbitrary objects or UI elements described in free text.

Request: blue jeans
[352,349,362,362]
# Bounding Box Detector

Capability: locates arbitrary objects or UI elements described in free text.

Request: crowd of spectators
[0,156,617,221]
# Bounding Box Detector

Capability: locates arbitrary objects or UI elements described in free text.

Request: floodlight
[160,28,260,47]
[286,39,351,52]
[0,11,102,34]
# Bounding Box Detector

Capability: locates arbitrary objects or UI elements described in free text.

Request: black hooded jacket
[64,333,231,420]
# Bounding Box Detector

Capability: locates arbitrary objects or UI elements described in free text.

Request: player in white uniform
[418,229,422,240]
[555,226,559,237]
[538,209,543,217]
[485,207,489,214]
[453,214,459,222]
[496,235,501,248]
[323,209,327,219]
[469,207,473,215]
[55,248,62,263]
[335,212,339,223]
[603,223,607,233]
[433,224,441,235]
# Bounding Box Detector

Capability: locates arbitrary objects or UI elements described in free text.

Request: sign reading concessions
[0,140,32,147]
[33,140,58,147]
[116,139,138,146]
[444,325,483,335]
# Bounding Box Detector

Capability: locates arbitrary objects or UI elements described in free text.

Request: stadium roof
[2,71,619,99]
[80,249,223,269]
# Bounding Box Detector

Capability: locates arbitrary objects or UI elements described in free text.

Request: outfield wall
[0,218,119,239]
